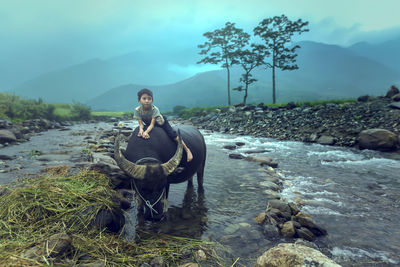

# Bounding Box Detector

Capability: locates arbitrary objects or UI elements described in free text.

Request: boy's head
[137,88,153,101]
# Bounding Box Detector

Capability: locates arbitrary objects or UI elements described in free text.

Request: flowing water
[1,122,399,266]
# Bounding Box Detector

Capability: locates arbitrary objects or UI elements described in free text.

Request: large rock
[317,135,335,145]
[385,85,399,98]
[255,243,341,267]
[359,128,399,151]
[389,102,400,109]
[391,93,400,101]
[245,156,278,168]
[0,129,17,144]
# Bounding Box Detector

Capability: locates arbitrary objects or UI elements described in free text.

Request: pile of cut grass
[0,168,224,266]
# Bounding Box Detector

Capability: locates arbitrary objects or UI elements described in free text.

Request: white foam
[309,198,344,207]
[322,157,400,170]
[301,206,344,216]
[331,246,399,265]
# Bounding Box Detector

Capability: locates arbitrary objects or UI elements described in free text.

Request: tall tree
[254,15,309,104]
[198,22,250,105]
[233,45,267,105]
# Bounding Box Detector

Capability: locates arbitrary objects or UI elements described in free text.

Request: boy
[134,88,193,162]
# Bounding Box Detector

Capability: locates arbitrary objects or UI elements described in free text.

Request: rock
[224,224,240,234]
[0,130,17,144]
[385,85,399,98]
[223,144,237,150]
[296,227,315,241]
[281,221,296,238]
[46,233,72,257]
[0,119,13,129]
[389,102,400,109]
[286,102,296,109]
[263,189,281,199]
[359,128,399,151]
[243,149,271,154]
[0,154,15,160]
[267,200,291,214]
[150,256,166,267]
[22,233,71,260]
[235,142,246,146]
[255,212,267,225]
[267,208,291,224]
[262,224,280,239]
[194,249,207,261]
[229,153,245,159]
[255,243,341,267]
[288,203,300,216]
[357,95,370,102]
[317,135,335,145]
[295,215,327,236]
[245,156,278,168]
[260,181,281,191]
[391,93,400,101]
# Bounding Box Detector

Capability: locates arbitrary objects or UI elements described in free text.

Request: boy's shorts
[155,116,165,126]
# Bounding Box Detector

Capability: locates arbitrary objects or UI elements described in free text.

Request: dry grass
[0,169,224,266]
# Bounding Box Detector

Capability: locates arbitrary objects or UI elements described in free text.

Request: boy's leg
[160,116,193,162]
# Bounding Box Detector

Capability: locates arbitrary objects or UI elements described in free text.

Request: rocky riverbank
[191,86,400,152]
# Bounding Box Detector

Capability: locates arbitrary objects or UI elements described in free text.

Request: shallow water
[1,122,399,266]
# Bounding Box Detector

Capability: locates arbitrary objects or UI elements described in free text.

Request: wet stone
[223,144,237,150]
[229,153,245,159]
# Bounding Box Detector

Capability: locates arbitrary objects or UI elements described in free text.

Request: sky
[1,0,400,89]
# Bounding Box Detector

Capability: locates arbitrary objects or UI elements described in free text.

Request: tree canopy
[254,15,309,103]
[197,22,250,105]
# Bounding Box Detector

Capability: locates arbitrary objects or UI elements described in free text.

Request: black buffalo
[114,125,206,220]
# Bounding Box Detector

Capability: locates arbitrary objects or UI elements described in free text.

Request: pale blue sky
[1,0,400,88]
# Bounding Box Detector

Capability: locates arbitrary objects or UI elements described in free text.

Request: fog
[1,0,400,90]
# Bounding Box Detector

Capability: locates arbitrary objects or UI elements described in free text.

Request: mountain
[348,35,400,73]
[87,41,400,111]
[9,39,400,109]
[11,48,201,103]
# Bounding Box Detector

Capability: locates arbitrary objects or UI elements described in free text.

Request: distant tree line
[0,93,91,122]
[197,14,309,105]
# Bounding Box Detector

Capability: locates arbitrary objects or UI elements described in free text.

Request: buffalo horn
[114,135,146,179]
[161,130,183,176]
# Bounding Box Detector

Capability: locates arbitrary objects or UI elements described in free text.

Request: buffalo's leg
[196,167,204,193]
[187,177,194,188]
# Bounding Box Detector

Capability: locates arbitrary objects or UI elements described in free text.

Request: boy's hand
[142,132,150,139]
[137,129,144,137]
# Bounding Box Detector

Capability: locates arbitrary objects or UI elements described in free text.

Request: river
[1,122,399,266]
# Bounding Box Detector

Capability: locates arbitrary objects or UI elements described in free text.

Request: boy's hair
[137,88,153,100]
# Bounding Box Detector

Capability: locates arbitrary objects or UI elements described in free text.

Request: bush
[71,102,91,121]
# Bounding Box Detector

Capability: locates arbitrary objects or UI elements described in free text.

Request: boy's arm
[143,118,156,138]
[138,119,144,130]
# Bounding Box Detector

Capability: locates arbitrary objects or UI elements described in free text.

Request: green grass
[294,98,357,107]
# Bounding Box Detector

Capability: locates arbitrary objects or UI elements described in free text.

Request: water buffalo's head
[114,134,183,220]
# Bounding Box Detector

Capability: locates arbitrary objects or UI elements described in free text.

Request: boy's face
[139,93,153,109]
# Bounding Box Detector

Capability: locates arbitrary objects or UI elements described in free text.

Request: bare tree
[254,15,309,103]
[198,22,250,105]
[233,45,267,105]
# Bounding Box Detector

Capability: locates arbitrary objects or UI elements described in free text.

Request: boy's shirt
[134,105,163,125]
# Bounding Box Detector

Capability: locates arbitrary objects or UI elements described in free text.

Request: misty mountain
[348,35,400,73]
[9,39,400,110]
[11,48,202,103]
[87,41,400,111]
